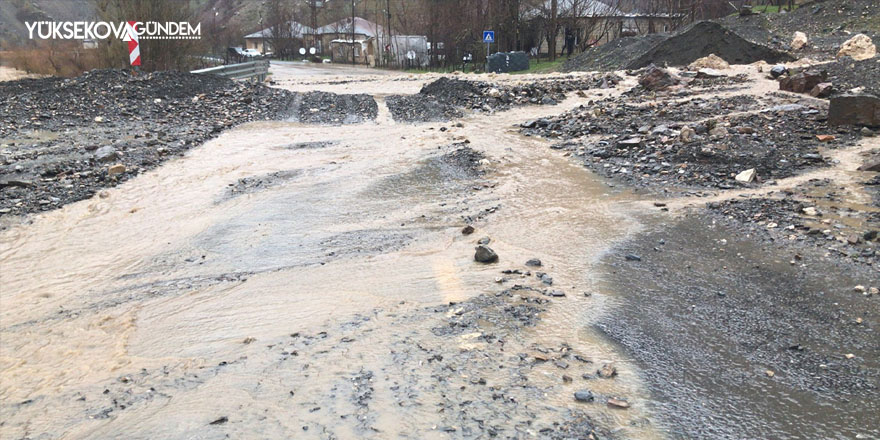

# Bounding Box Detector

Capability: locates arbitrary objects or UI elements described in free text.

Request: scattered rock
[107,164,126,177]
[574,390,595,402]
[638,65,679,91]
[859,161,880,172]
[209,416,228,425]
[525,258,542,267]
[791,32,808,51]
[689,54,730,70]
[607,398,630,409]
[474,245,499,263]
[624,254,642,262]
[837,34,877,61]
[94,146,118,163]
[779,69,828,94]
[770,65,788,79]
[597,363,618,378]
[810,82,833,98]
[461,225,475,235]
[735,168,757,183]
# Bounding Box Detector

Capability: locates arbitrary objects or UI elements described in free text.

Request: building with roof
[243,21,313,55]
[531,0,683,55]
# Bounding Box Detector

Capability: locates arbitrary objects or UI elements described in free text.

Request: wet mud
[597,214,880,439]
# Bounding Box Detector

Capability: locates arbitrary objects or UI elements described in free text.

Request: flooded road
[0,76,662,438]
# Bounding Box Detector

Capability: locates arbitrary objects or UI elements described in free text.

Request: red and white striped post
[125,21,141,67]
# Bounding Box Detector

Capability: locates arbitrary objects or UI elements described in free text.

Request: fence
[191,59,269,82]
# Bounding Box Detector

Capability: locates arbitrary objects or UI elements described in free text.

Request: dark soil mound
[561,34,667,72]
[627,21,795,69]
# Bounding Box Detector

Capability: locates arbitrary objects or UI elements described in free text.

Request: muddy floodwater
[0,75,663,439]
[2,66,878,439]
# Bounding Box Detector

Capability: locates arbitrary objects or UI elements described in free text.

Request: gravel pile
[292,91,378,124]
[561,34,668,72]
[386,75,620,122]
[626,21,795,69]
[522,96,863,190]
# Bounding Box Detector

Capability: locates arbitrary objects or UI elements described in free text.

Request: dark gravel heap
[707,180,880,267]
[523,97,863,191]
[819,57,880,97]
[561,34,668,72]
[627,21,795,69]
[386,75,620,122]
[293,91,378,124]
[0,69,299,218]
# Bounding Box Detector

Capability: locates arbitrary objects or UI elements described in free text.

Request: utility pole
[310,0,318,55]
[385,0,391,67]
[351,0,356,65]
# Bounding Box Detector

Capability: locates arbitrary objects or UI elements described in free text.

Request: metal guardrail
[191,59,269,82]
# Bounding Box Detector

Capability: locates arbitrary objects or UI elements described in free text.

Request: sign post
[482,30,494,72]
[123,21,141,71]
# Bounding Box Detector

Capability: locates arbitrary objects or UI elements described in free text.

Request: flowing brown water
[0,77,667,438]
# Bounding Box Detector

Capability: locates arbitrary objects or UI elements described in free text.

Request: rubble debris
[638,65,680,91]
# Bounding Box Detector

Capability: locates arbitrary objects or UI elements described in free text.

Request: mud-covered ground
[597,214,879,439]
[0,70,378,218]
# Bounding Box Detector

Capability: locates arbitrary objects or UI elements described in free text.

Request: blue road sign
[483,31,495,43]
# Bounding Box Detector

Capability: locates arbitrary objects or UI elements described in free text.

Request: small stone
[770,65,787,79]
[461,225,475,235]
[94,146,118,163]
[597,363,617,378]
[802,207,819,216]
[854,285,866,293]
[607,398,630,409]
[574,390,595,402]
[845,353,855,359]
[477,236,491,245]
[709,126,728,137]
[525,258,542,267]
[766,370,775,377]
[869,287,879,295]
[735,168,757,183]
[679,126,696,143]
[94,116,104,123]
[815,134,835,142]
[549,290,565,297]
[107,164,126,177]
[861,127,876,137]
[474,245,498,263]
[625,254,641,262]
[791,31,808,51]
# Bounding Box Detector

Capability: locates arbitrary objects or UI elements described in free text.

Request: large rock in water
[626,21,795,69]
[829,95,880,127]
[474,245,499,263]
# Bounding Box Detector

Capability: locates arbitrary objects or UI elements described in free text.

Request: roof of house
[314,17,384,37]
[244,21,313,39]
[530,0,681,18]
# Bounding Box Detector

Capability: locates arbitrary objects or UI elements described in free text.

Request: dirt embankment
[0,70,379,219]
